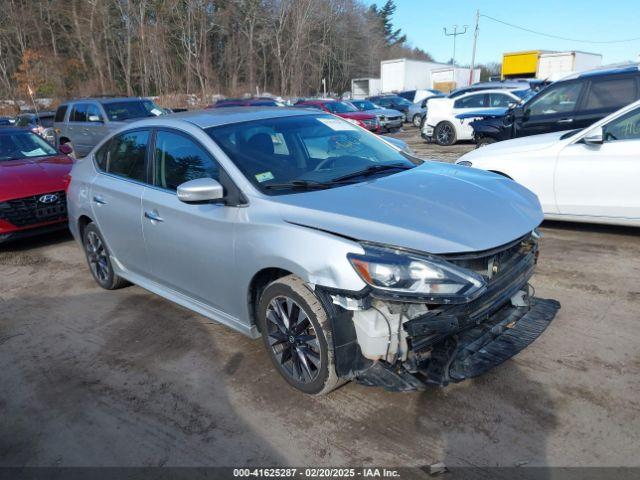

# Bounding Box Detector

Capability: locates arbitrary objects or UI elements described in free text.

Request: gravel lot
[1,126,639,469]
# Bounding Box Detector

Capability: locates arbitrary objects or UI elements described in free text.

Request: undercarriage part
[355,362,427,392]
[448,297,560,382]
[351,296,560,391]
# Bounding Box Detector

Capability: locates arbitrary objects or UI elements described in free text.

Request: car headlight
[457,160,473,167]
[348,244,486,303]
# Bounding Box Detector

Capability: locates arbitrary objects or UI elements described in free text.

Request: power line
[480,14,640,44]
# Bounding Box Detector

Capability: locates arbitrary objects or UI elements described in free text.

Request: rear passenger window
[70,104,88,122]
[98,130,149,182]
[153,130,219,190]
[584,77,638,110]
[489,94,513,108]
[454,94,486,109]
[54,105,67,122]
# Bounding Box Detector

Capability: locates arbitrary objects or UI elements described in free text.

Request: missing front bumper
[354,296,560,391]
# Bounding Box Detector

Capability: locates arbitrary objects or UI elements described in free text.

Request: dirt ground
[1,126,639,469]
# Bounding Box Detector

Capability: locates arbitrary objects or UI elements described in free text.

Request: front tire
[412,114,422,128]
[476,136,497,148]
[258,275,341,395]
[434,121,457,146]
[82,223,129,290]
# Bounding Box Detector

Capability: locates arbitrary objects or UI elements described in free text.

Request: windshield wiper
[263,179,333,191]
[329,163,413,183]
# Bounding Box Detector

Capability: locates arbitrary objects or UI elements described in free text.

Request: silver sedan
[67,107,559,395]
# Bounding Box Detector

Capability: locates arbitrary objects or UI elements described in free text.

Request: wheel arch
[247,267,294,332]
[488,170,513,180]
[77,214,94,238]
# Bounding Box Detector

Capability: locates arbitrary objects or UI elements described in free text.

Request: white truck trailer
[537,52,602,81]
[380,59,448,93]
[350,78,382,99]
[430,67,482,93]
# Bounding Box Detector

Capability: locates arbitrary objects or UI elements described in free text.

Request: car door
[575,75,640,130]
[516,81,585,137]
[452,93,487,139]
[141,128,239,313]
[86,102,109,152]
[68,103,91,155]
[90,129,151,277]
[554,106,640,220]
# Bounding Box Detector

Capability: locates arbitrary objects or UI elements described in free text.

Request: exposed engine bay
[316,232,560,391]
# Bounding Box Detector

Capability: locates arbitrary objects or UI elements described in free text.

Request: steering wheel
[315,155,365,171]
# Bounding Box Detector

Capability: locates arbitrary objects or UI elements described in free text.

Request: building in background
[501,50,602,80]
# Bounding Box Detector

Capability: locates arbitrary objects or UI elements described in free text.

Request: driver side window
[603,108,640,142]
[527,82,583,116]
[153,130,220,191]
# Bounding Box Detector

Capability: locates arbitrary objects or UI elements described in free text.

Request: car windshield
[206,114,416,195]
[324,102,358,114]
[102,100,165,121]
[0,132,57,161]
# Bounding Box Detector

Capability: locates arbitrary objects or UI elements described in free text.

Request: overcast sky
[364,0,640,65]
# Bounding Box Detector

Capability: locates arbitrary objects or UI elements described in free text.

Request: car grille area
[0,191,67,228]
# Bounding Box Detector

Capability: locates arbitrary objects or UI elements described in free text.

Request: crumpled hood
[463,130,569,160]
[0,155,73,202]
[367,108,404,117]
[270,162,543,254]
[335,112,376,121]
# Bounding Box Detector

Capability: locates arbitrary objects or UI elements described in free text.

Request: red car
[0,129,74,243]
[294,100,380,133]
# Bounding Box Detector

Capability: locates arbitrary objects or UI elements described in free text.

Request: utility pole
[443,25,467,69]
[469,9,480,85]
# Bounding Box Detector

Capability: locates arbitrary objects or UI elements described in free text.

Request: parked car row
[456,99,640,227]
[425,64,640,147]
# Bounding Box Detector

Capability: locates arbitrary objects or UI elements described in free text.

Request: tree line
[0,0,433,105]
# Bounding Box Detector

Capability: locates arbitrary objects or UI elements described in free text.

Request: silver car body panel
[68,108,544,341]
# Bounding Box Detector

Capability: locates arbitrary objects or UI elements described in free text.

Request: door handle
[92,195,107,205]
[144,210,164,222]
[557,118,574,124]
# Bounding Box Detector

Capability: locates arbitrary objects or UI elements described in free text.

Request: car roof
[0,127,36,134]
[126,107,319,129]
[459,88,523,96]
[61,97,149,105]
[560,63,640,81]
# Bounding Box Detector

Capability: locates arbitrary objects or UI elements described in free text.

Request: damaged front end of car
[315,231,560,391]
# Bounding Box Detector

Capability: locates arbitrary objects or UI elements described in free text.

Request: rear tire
[257,274,342,395]
[434,121,457,146]
[82,223,129,290]
[412,114,422,128]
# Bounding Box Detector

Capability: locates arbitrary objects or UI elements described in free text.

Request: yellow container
[501,51,543,78]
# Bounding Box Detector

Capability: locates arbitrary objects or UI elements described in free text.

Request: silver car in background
[348,100,404,132]
[67,108,559,395]
[54,97,167,158]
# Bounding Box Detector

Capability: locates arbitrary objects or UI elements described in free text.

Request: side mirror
[583,126,604,145]
[88,115,102,122]
[177,178,224,203]
[59,144,73,155]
